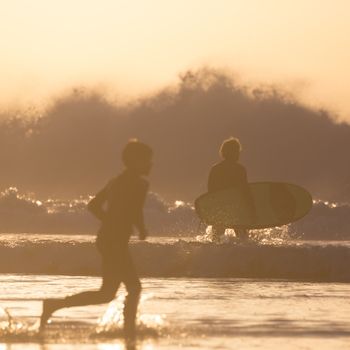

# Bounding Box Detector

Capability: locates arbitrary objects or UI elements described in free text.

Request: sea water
[1,234,350,349]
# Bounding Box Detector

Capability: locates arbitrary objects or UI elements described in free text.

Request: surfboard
[195,182,313,229]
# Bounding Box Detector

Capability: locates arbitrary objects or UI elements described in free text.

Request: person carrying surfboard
[208,136,255,241]
[39,139,153,340]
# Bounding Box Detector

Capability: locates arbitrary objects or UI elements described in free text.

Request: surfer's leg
[212,225,225,241]
[122,250,142,340]
[234,228,249,240]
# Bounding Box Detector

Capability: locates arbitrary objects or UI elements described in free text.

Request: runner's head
[122,139,153,175]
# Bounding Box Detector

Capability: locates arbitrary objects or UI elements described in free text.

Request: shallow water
[1,274,350,349]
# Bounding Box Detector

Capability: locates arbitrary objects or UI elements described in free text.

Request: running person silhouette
[40,139,153,340]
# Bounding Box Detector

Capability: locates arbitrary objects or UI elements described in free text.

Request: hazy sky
[1,0,350,120]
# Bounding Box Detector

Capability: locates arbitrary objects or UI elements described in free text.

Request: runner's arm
[87,184,110,221]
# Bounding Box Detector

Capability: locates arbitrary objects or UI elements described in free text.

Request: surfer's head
[220,137,242,162]
[122,139,153,175]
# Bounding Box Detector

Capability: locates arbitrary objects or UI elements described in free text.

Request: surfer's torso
[208,160,247,193]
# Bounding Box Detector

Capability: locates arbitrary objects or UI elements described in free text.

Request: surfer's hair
[220,137,242,160]
[122,139,153,167]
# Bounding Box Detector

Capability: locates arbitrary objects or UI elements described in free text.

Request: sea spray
[95,293,165,338]
[0,307,39,340]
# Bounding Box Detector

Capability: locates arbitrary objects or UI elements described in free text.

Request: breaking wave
[1,235,350,281]
[0,187,197,235]
[0,187,350,240]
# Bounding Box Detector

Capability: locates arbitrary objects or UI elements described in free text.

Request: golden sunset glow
[1,2,350,349]
[0,0,350,118]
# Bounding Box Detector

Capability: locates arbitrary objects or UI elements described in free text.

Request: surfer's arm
[87,184,110,221]
[245,187,257,222]
[240,168,257,221]
[207,167,218,192]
